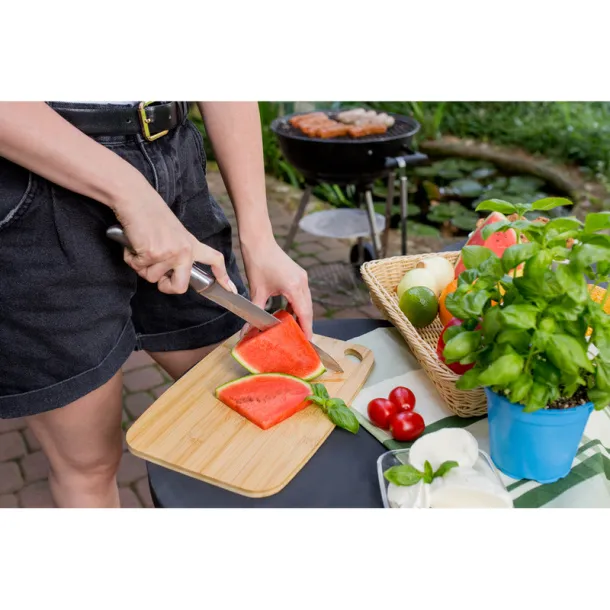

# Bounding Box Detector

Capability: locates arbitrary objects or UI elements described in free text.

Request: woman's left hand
[241,239,313,339]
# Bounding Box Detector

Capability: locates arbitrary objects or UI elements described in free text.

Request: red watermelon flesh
[232,310,325,380]
[454,212,517,278]
[215,373,312,430]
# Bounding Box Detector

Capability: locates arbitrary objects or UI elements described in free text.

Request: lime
[399,286,439,328]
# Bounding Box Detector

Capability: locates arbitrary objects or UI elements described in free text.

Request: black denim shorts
[0,103,247,419]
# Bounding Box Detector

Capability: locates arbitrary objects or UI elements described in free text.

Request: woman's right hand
[112,186,236,296]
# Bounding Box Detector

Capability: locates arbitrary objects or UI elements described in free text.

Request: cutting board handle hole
[344,347,364,364]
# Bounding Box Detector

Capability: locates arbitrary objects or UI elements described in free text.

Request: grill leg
[382,171,395,258]
[399,176,408,256]
[283,185,312,251]
[364,189,381,259]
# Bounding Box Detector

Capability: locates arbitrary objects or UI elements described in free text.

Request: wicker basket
[361,252,487,418]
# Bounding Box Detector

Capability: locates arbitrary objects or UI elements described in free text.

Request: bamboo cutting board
[125,332,375,498]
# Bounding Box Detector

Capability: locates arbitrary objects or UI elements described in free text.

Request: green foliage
[444,196,610,412]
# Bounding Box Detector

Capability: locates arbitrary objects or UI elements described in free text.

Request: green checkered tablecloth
[351,327,610,508]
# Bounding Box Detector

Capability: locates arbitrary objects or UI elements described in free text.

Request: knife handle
[105,225,215,294]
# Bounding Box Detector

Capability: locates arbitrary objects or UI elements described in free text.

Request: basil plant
[443,197,610,413]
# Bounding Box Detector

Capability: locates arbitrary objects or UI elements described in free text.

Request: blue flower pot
[485,388,593,484]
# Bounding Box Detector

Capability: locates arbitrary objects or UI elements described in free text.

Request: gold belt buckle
[138,101,169,142]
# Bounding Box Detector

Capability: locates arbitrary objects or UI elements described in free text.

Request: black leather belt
[48,101,188,141]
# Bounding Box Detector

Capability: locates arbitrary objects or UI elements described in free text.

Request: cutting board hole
[344,347,364,364]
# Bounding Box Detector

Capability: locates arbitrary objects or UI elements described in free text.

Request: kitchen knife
[106,225,344,373]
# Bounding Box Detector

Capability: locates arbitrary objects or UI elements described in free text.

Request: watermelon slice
[454,212,517,278]
[215,373,312,430]
[232,310,325,380]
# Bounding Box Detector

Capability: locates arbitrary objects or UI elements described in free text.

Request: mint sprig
[307,383,359,434]
[384,459,459,487]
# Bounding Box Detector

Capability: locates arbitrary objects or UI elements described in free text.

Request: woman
[0,101,312,508]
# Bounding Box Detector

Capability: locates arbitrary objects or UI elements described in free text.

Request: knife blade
[106,226,344,373]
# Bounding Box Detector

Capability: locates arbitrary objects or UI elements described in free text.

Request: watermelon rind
[230,347,326,381]
[215,372,312,399]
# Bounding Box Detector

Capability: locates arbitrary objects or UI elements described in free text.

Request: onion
[416,257,454,294]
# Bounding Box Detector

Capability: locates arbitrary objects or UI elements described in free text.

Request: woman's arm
[197,102,313,338]
[0,102,233,295]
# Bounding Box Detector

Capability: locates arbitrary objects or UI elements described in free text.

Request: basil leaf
[445,289,469,321]
[524,249,553,281]
[502,243,540,274]
[442,325,464,344]
[523,382,549,412]
[433,460,459,479]
[481,219,511,240]
[482,305,502,344]
[384,464,424,487]
[497,329,531,353]
[532,359,562,386]
[544,216,582,235]
[509,373,533,404]
[596,360,610,392]
[584,211,610,234]
[545,295,585,322]
[530,197,572,211]
[423,460,434,484]
[546,334,594,375]
[461,290,492,318]
[555,263,587,304]
[306,395,327,408]
[462,245,495,271]
[458,269,478,286]
[500,304,539,330]
[572,243,610,270]
[475,199,518,215]
[588,388,610,411]
[478,255,504,283]
[326,402,359,434]
[443,331,481,364]
[455,367,483,390]
[311,383,329,400]
[478,353,524,387]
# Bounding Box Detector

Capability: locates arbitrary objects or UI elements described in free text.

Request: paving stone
[359,304,383,319]
[124,392,154,420]
[0,431,27,462]
[123,367,165,393]
[0,418,26,433]
[118,452,148,486]
[316,249,349,264]
[296,241,326,255]
[23,428,42,452]
[21,451,49,483]
[295,255,320,269]
[0,462,23,494]
[135,478,154,508]
[0,494,18,508]
[123,351,154,372]
[119,487,142,508]
[19,481,54,508]
[152,383,173,399]
[332,307,368,320]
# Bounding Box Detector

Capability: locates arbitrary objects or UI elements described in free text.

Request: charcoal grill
[270,110,428,261]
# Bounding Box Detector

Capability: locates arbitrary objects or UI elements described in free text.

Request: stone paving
[0,168,453,508]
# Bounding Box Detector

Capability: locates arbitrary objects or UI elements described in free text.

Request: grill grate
[273,112,418,144]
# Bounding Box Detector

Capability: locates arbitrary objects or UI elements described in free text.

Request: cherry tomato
[436,317,475,375]
[388,386,416,411]
[367,398,398,430]
[389,411,425,442]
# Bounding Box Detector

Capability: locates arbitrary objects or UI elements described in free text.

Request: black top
[147,318,393,508]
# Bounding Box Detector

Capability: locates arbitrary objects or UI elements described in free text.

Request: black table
[147,318,393,508]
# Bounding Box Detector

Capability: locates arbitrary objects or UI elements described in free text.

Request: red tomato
[436,317,475,375]
[367,398,398,430]
[388,386,416,412]
[389,411,425,442]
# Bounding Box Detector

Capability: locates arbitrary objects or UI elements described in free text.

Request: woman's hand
[113,186,237,296]
[241,238,313,339]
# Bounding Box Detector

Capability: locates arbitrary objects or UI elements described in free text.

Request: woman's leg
[148,344,219,381]
[25,372,124,508]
